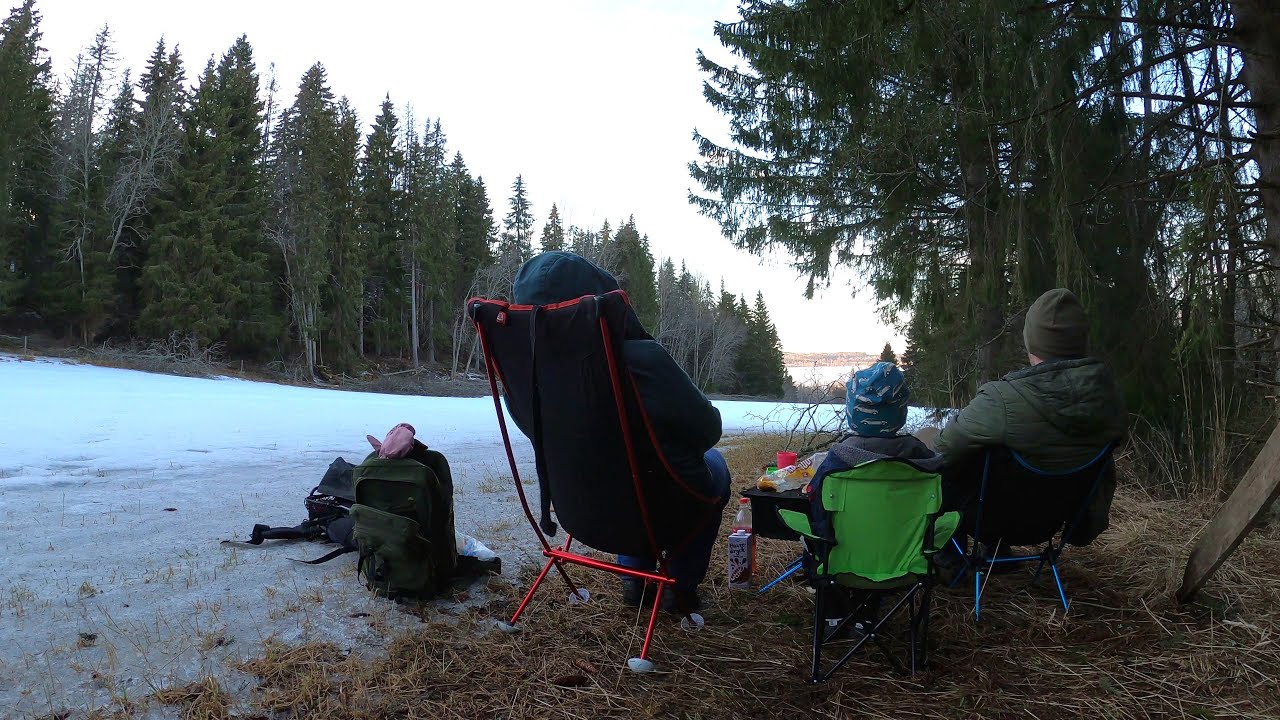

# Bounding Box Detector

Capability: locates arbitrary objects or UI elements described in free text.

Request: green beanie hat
[1023,288,1088,359]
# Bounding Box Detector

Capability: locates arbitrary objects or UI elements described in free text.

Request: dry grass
[141,432,1280,719]
[151,677,232,720]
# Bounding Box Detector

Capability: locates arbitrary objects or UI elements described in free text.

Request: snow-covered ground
[0,355,936,717]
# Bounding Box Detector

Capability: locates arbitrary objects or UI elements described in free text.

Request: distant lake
[786,364,858,387]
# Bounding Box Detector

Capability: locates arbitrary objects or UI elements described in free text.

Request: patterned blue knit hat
[845,361,910,437]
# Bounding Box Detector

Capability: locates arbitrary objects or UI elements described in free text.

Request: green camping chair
[779,459,959,681]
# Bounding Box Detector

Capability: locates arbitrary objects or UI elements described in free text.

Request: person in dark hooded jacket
[511,251,731,613]
[934,288,1126,545]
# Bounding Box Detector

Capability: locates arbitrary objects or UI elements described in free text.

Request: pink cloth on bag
[366,422,416,459]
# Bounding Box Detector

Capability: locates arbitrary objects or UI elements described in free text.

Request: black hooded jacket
[510,252,724,521]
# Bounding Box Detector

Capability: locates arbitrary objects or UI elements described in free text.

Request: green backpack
[350,446,458,600]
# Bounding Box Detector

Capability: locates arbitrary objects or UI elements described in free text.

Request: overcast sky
[36,0,905,355]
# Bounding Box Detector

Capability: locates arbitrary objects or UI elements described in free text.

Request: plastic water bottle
[733,497,753,532]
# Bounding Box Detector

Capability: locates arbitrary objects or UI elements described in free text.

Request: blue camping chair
[950,443,1115,621]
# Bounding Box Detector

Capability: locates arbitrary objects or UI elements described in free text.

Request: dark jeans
[617,448,732,593]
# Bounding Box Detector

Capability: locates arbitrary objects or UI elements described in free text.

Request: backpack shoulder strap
[292,545,356,565]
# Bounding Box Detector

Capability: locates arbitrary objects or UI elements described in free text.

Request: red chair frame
[470,293,691,670]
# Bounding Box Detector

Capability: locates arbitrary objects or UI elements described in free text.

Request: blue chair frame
[949,443,1115,621]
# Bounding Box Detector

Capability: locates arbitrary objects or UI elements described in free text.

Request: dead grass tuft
[223,433,1280,719]
[152,676,231,720]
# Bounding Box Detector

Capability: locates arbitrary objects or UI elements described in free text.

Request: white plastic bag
[455,532,498,561]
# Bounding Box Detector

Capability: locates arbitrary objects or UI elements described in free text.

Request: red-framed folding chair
[468,290,722,672]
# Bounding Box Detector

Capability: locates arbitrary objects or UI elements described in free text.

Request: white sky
[36,0,906,354]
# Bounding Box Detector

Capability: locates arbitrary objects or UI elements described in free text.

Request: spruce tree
[400,116,456,365]
[417,119,456,363]
[140,59,243,347]
[735,291,786,398]
[270,62,339,377]
[326,98,363,372]
[610,215,657,329]
[450,153,493,301]
[358,97,404,357]
[499,174,533,262]
[0,0,55,314]
[879,342,896,365]
[539,203,564,252]
[211,36,277,355]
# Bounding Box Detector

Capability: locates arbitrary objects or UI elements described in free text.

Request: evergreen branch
[1113,91,1256,108]
[1065,13,1235,35]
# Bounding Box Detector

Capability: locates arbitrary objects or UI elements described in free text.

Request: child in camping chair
[804,362,943,630]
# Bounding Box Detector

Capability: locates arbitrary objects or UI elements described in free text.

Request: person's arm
[624,340,722,452]
[934,383,1008,462]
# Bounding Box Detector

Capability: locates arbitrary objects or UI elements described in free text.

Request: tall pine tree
[610,215,657,329]
[325,98,363,372]
[141,58,241,347]
[358,97,403,357]
[499,174,533,262]
[0,0,54,314]
[539,203,564,252]
[270,62,339,377]
[735,291,786,398]
[212,36,277,355]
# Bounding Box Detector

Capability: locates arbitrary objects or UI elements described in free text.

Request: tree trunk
[951,34,1004,385]
[410,261,419,368]
[1232,0,1280,396]
[427,297,436,364]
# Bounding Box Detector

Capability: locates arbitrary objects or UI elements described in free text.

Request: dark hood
[512,251,652,340]
[514,251,619,305]
[1003,358,1125,438]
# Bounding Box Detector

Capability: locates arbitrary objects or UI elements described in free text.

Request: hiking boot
[621,578,656,607]
[661,587,701,616]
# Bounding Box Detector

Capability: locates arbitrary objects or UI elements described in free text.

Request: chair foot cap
[495,620,520,634]
[626,657,656,673]
[679,612,705,631]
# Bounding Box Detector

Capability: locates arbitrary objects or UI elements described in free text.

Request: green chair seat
[777,458,958,680]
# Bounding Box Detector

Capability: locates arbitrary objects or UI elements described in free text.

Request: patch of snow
[0,355,944,716]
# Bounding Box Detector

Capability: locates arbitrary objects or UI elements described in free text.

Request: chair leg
[1051,562,1070,611]
[811,582,827,683]
[508,556,557,626]
[1032,554,1049,583]
[640,582,665,660]
[908,583,931,674]
[920,582,933,671]
[974,569,984,622]
[907,588,921,674]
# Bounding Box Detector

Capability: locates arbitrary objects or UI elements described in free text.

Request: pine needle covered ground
[135,433,1280,720]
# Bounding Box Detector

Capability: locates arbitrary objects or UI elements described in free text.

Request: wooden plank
[1179,421,1280,601]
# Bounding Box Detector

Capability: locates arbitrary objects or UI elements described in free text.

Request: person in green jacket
[934,288,1126,545]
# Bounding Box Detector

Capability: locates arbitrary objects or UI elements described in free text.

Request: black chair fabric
[470,291,715,558]
[972,447,1113,547]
